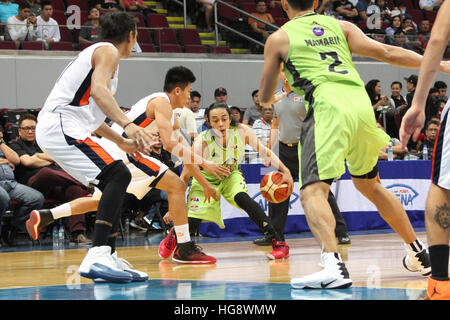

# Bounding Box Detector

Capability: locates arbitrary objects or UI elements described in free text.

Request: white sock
[174,224,191,244]
[50,203,72,220]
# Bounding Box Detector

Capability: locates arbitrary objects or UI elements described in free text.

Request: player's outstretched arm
[340,20,424,69]
[400,0,450,148]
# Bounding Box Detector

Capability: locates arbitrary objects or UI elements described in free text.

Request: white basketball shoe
[93,251,149,283]
[402,244,431,276]
[78,246,132,283]
[291,252,352,289]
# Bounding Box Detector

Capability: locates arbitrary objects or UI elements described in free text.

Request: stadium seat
[275,17,288,27]
[185,45,207,53]
[140,44,156,52]
[52,11,67,25]
[52,0,66,11]
[4,123,19,143]
[269,6,284,18]
[129,12,146,28]
[67,0,89,11]
[59,26,73,42]
[147,14,169,28]
[0,41,17,50]
[137,29,153,44]
[154,28,178,45]
[425,11,437,24]
[240,2,256,13]
[2,108,28,126]
[210,46,232,54]
[51,42,74,51]
[403,0,417,10]
[218,2,241,24]
[160,44,182,53]
[178,28,202,45]
[79,42,93,50]
[408,9,424,24]
[22,41,44,50]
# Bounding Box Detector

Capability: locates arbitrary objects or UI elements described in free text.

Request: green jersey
[197,127,245,183]
[281,13,365,109]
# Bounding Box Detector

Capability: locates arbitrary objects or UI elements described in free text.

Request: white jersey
[110,92,175,134]
[39,42,119,134]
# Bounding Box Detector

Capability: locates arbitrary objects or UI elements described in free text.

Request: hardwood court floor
[0,229,433,300]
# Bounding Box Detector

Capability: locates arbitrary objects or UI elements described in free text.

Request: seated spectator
[425,87,441,125]
[370,28,387,43]
[366,79,391,121]
[401,16,422,52]
[230,106,242,123]
[122,0,155,15]
[434,80,448,102]
[196,0,214,32]
[376,122,408,160]
[385,15,402,39]
[393,29,414,51]
[243,89,262,126]
[248,0,275,42]
[24,0,40,16]
[316,0,335,16]
[78,7,100,45]
[419,0,442,12]
[375,0,391,22]
[0,129,44,245]
[355,0,371,23]
[6,2,37,49]
[94,0,124,14]
[333,0,359,22]
[417,19,431,49]
[174,101,198,143]
[248,105,273,163]
[197,110,210,133]
[0,0,18,24]
[36,1,60,50]
[189,90,206,130]
[389,80,407,130]
[416,120,440,158]
[9,114,92,244]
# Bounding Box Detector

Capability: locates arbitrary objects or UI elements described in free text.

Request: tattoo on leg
[434,204,450,230]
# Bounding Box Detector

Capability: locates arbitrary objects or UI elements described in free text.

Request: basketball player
[29,66,231,269]
[35,12,159,283]
[400,0,450,300]
[258,0,450,289]
[160,102,294,260]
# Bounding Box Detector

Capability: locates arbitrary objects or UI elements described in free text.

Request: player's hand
[201,182,219,203]
[280,171,294,195]
[399,105,425,149]
[439,60,450,74]
[124,123,155,154]
[163,212,172,225]
[201,160,231,180]
[118,137,139,154]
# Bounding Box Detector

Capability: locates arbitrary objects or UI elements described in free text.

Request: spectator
[389,80,407,130]
[9,114,92,244]
[385,15,402,39]
[0,129,44,245]
[434,80,448,102]
[401,16,423,52]
[376,122,408,159]
[417,19,431,50]
[189,90,205,129]
[36,1,60,50]
[196,0,214,32]
[230,106,242,123]
[419,0,442,12]
[416,120,440,158]
[248,0,275,41]
[24,0,40,16]
[355,0,371,23]
[0,0,18,24]
[370,28,387,43]
[315,0,335,16]
[365,79,391,121]
[174,100,198,143]
[210,87,232,108]
[6,2,37,49]
[94,0,124,13]
[243,89,262,126]
[423,87,441,125]
[78,7,100,44]
[252,105,273,147]
[393,29,414,50]
[375,0,391,22]
[402,74,418,117]
[122,0,155,15]
[197,110,210,133]
[333,0,358,22]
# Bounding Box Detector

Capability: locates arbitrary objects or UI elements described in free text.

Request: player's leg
[328,191,351,244]
[156,169,216,264]
[423,184,450,300]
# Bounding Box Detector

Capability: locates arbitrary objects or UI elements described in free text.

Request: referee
[253,72,351,246]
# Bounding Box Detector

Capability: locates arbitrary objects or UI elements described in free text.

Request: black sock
[188,217,202,236]
[234,192,282,241]
[429,245,450,281]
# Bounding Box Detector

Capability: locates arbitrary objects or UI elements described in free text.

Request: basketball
[260,171,293,203]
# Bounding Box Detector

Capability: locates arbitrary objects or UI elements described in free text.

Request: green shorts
[298,83,390,188]
[187,169,248,229]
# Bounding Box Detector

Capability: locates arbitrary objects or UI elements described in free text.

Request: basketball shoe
[159,227,177,259]
[267,239,290,260]
[172,241,216,264]
[93,251,148,283]
[291,252,352,289]
[26,209,54,240]
[425,277,450,300]
[78,245,132,283]
[402,244,431,276]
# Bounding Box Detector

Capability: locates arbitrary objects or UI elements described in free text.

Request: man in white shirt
[174,102,198,144]
[6,2,37,48]
[419,0,442,11]
[36,0,60,50]
[189,91,205,129]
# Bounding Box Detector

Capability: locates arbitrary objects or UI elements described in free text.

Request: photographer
[5,2,37,49]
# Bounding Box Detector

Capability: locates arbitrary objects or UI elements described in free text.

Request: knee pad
[96,160,131,192]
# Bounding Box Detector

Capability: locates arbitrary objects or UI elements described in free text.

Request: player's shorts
[432,100,450,189]
[187,169,247,229]
[298,83,390,188]
[36,113,168,199]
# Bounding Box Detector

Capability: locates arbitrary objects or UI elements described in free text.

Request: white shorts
[36,113,168,199]
[432,100,450,189]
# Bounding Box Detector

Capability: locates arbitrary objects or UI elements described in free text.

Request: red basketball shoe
[158,227,177,259]
[267,240,290,260]
[172,241,216,264]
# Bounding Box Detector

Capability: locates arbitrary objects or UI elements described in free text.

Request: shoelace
[117,257,134,269]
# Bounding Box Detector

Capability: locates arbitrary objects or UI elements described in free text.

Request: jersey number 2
[319,51,348,75]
